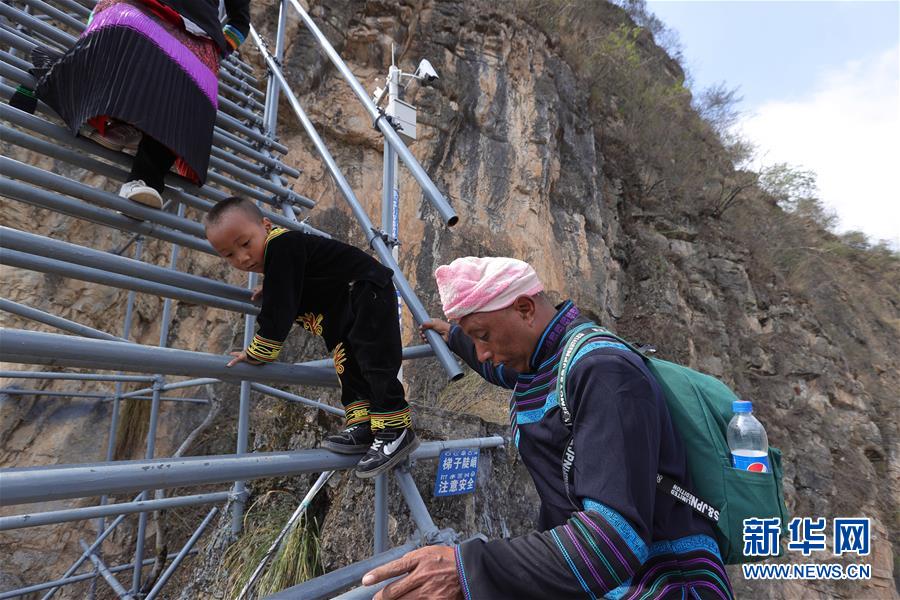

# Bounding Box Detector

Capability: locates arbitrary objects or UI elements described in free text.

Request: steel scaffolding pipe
[264,541,420,600]
[0,331,403,421]
[0,3,72,47]
[205,159,305,209]
[102,374,337,417]
[0,124,210,249]
[0,156,211,243]
[1,226,250,303]
[48,0,91,18]
[212,144,266,176]
[0,76,273,177]
[0,22,42,54]
[0,177,213,254]
[0,248,259,314]
[284,0,458,227]
[18,0,84,32]
[227,54,256,77]
[394,467,439,541]
[0,17,65,55]
[0,98,319,231]
[218,77,266,109]
[78,540,134,599]
[0,70,294,189]
[111,378,218,402]
[0,47,30,71]
[330,578,401,600]
[222,56,258,83]
[120,378,220,396]
[0,104,319,235]
[0,554,193,599]
[217,92,264,126]
[219,66,266,100]
[249,26,464,382]
[0,371,154,383]
[0,491,229,532]
[0,298,127,342]
[0,329,339,389]
[261,0,288,138]
[0,3,490,596]
[221,57,253,79]
[0,436,505,505]
[216,111,288,153]
[0,388,208,403]
[207,149,311,207]
[248,382,343,416]
[144,507,219,600]
[112,374,353,418]
[225,56,254,74]
[0,54,38,88]
[211,130,298,177]
[40,503,137,600]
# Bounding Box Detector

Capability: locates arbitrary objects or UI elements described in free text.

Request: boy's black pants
[338,280,408,427]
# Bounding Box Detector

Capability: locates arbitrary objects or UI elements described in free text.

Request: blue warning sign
[433,448,479,497]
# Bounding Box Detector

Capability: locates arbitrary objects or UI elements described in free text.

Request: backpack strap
[555,326,721,523]
[557,325,624,427]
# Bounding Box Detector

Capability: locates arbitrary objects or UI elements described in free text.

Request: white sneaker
[119,180,162,209]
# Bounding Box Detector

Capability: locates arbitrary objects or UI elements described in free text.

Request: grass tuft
[220,490,324,599]
[114,398,150,459]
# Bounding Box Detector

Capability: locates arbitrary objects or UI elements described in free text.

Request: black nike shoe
[321,423,374,455]
[354,427,419,479]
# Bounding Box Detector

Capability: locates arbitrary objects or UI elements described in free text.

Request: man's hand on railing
[362,545,463,600]
[419,319,452,344]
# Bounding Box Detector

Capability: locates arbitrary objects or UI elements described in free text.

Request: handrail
[0,437,505,505]
[284,0,459,227]
[0,329,339,387]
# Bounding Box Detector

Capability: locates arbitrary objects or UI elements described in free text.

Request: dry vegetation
[512,0,899,312]
[219,490,324,598]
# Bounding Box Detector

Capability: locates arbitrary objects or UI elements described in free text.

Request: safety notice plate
[434,448,479,497]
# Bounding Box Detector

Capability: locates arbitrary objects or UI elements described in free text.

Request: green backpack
[555,324,789,564]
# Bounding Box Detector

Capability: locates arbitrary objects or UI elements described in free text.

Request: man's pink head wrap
[435,256,544,321]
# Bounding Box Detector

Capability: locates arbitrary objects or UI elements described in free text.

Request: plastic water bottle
[727,400,770,473]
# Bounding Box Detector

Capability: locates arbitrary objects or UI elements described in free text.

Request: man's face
[458,300,541,374]
[206,210,272,273]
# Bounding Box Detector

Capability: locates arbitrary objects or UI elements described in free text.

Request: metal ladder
[0,1,495,598]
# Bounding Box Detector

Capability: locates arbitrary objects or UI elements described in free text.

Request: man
[363,257,733,599]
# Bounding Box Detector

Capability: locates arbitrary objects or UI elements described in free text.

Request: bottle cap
[733,400,753,413]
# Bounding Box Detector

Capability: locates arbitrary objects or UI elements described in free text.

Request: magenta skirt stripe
[84,4,218,107]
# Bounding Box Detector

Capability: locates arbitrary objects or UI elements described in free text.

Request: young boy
[204,196,417,478]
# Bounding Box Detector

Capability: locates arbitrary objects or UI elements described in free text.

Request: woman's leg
[129,134,176,193]
[120,134,175,209]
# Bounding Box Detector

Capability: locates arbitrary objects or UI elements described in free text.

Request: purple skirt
[35,2,220,184]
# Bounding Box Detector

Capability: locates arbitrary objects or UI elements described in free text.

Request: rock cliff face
[2,1,897,599]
